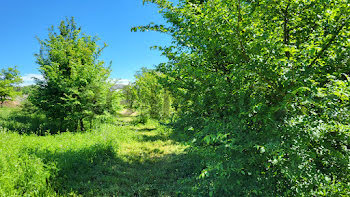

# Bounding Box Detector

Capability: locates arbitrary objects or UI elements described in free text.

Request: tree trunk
[90,117,93,131]
[80,118,85,131]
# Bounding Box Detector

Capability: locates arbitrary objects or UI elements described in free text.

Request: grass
[0,107,200,196]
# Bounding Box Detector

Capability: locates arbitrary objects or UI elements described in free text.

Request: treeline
[131,0,350,196]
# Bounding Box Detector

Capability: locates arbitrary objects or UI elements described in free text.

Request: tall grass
[0,107,198,196]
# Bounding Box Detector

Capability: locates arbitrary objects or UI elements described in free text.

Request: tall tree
[31,17,115,131]
[136,0,350,195]
[0,67,22,107]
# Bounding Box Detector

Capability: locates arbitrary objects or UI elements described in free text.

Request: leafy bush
[132,113,150,125]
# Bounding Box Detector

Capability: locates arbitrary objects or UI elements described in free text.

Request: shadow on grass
[0,109,53,135]
[0,108,99,135]
[138,134,168,142]
[137,128,157,132]
[163,123,196,144]
[30,143,201,196]
[31,143,131,196]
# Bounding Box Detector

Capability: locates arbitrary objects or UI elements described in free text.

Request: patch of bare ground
[119,109,138,116]
[1,100,20,108]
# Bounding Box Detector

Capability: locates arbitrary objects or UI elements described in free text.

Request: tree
[0,67,22,107]
[122,84,137,109]
[123,68,173,121]
[30,17,115,131]
[20,85,36,95]
[136,0,350,195]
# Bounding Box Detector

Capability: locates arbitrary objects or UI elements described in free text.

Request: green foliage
[19,85,36,95]
[123,68,173,121]
[0,66,22,107]
[0,129,55,196]
[0,106,78,136]
[136,0,350,195]
[31,17,118,132]
[122,84,138,109]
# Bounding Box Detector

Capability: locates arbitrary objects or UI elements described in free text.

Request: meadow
[0,107,200,196]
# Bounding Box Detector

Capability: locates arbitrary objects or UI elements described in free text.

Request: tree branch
[236,0,249,62]
[282,0,291,59]
[309,15,350,67]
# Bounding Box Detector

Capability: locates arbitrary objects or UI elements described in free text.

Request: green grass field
[0,107,199,196]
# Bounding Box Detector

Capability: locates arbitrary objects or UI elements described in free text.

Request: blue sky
[0,0,173,85]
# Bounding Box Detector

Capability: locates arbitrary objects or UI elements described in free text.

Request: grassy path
[0,108,197,196]
[101,115,195,196]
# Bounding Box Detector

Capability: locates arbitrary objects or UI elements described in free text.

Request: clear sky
[0,0,172,85]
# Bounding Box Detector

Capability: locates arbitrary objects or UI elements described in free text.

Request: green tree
[136,0,350,195]
[20,85,36,95]
[0,67,22,107]
[122,84,137,109]
[124,68,173,122]
[31,17,115,131]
